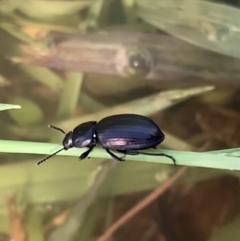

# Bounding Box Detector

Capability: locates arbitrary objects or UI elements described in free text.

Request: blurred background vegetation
[1,0,240,241]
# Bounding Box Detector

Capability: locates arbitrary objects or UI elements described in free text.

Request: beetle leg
[117,150,139,155]
[79,146,94,160]
[105,149,125,162]
[153,153,176,166]
[139,151,176,166]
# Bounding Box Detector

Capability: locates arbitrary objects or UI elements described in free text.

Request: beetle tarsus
[162,154,176,166]
[79,146,94,160]
[160,154,176,166]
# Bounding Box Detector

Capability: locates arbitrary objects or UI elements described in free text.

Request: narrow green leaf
[0,140,240,170]
[19,65,63,92]
[57,72,83,120]
[18,0,91,20]
[0,103,21,111]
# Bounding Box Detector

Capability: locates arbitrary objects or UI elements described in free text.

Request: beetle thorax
[76,129,96,147]
[69,121,97,148]
[63,131,73,150]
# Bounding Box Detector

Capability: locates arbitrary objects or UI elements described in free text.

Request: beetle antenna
[37,147,65,165]
[48,124,66,134]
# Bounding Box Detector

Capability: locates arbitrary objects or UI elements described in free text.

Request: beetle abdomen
[95,114,164,150]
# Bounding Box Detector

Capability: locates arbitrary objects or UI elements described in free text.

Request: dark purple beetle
[38,114,175,165]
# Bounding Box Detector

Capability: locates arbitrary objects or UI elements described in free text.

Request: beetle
[37,114,176,165]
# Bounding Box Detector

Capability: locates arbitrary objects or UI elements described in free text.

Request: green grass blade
[207,148,240,156]
[0,103,21,111]
[47,161,115,241]
[19,65,63,92]
[0,140,240,170]
[57,72,83,120]
[58,85,214,129]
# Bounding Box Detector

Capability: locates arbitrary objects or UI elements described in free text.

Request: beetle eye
[63,132,73,149]
[125,49,152,77]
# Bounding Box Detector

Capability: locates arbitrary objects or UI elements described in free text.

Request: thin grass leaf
[18,0,91,20]
[79,92,106,113]
[136,0,240,60]
[0,155,174,208]
[0,22,39,45]
[77,201,107,241]
[7,86,214,139]
[0,0,25,13]
[162,131,195,151]
[59,86,214,130]
[47,161,116,241]
[80,0,106,30]
[207,148,240,157]
[0,103,21,111]
[57,72,83,120]
[18,65,63,92]
[7,12,78,33]
[0,140,240,170]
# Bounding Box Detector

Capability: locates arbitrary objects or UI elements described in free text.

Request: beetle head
[62,131,73,149]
